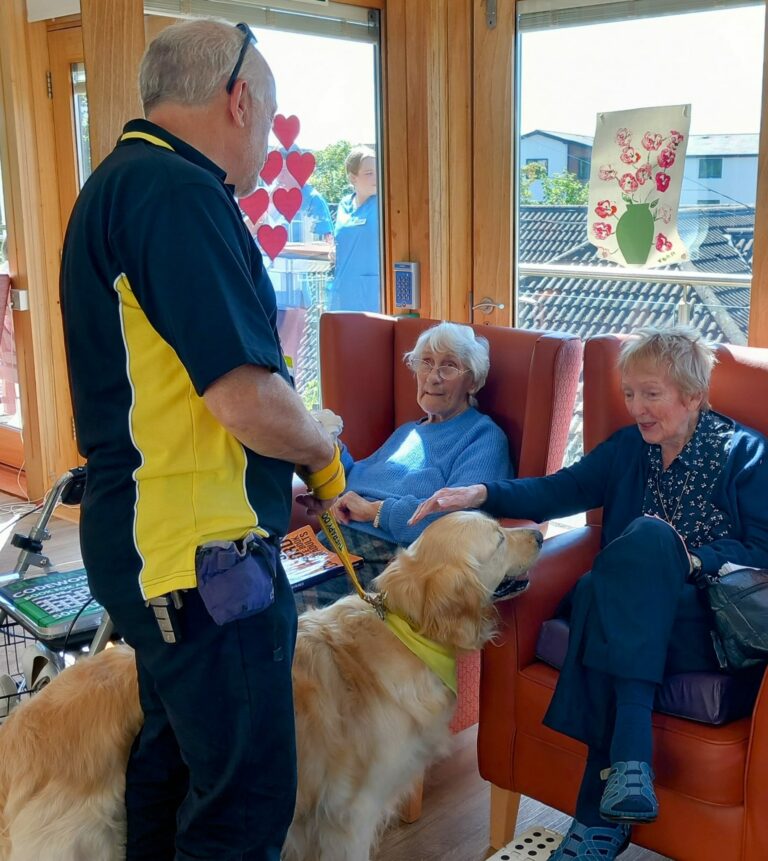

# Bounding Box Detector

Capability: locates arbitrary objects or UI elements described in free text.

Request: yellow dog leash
[301,445,455,692]
[319,510,388,619]
[298,444,387,617]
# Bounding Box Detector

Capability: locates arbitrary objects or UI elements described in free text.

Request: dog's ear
[377,551,494,652]
[417,563,493,651]
[374,551,427,621]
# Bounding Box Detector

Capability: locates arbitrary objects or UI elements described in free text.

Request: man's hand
[332,491,379,525]
[408,484,488,525]
[296,492,337,517]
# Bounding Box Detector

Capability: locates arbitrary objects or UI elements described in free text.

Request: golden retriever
[0,512,541,861]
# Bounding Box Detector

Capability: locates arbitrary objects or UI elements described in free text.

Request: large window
[516,0,764,463]
[0,161,6,276]
[0,155,20,431]
[147,2,383,411]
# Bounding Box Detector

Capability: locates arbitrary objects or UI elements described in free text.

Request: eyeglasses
[225,23,257,94]
[409,359,470,382]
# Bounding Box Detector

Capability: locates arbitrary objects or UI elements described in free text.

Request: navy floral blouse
[642,409,735,550]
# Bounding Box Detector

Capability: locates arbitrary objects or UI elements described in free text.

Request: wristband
[372,501,384,529]
[303,444,341,490]
[302,445,346,500]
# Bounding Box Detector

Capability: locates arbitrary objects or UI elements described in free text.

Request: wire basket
[0,615,37,722]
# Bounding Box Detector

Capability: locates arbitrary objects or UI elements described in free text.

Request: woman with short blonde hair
[411,325,768,860]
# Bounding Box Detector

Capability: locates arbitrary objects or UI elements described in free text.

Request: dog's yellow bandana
[383,612,457,695]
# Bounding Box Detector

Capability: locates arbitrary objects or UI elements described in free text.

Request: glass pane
[516,2,764,466]
[70,63,92,188]
[0,161,6,275]
[0,162,20,428]
[239,25,382,411]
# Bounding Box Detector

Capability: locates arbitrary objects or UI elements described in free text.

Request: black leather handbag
[707,568,768,670]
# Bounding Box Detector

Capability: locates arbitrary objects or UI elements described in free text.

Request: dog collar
[383,611,457,695]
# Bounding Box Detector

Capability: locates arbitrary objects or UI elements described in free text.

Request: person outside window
[328,145,380,312]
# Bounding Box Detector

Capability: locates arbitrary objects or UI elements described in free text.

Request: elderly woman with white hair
[299,321,513,606]
[411,327,768,860]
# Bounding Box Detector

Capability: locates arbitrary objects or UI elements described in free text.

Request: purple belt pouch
[195,533,276,626]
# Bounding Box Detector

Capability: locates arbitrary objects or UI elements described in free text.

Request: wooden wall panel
[81,0,144,168]
[382,0,410,316]
[447,0,473,323]
[404,2,432,315]
[382,0,473,323]
[472,0,515,328]
[749,7,768,347]
[144,14,180,44]
[426,0,449,319]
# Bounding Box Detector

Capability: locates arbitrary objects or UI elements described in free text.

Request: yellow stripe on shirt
[113,272,261,599]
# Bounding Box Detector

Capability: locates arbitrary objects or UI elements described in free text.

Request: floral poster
[588,105,691,268]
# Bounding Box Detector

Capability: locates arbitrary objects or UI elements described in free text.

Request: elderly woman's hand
[408,484,488,525]
[333,491,381,525]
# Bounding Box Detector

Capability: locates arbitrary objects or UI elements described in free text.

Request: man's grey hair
[139,19,269,115]
[618,325,717,409]
[404,322,491,403]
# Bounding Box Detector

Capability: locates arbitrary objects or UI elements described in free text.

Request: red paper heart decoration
[238,188,270,223]
[273,187,303,223]
[257,224,288,260]
[259,150,283,185]
[273,114,300,150]
[286,151,316,188]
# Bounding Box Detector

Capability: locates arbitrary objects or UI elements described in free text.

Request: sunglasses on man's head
[225,22,257,94]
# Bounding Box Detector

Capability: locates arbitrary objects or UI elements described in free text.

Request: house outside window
[699,157,723,178]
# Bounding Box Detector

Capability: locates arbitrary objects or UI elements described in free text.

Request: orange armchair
[318,313,582,478]
[316,313,582,729]
[477,334,768,861]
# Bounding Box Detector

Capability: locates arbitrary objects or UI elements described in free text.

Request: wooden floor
[374,726,669,861]
[0,497,669,860]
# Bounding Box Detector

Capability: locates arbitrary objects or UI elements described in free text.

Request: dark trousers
[102,564,298,861]
[545,516,720,749]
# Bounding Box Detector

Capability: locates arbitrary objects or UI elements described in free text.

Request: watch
[690,554,703,574]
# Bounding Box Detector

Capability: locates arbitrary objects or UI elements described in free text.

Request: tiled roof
[686,134,759,157]
[521,130,596,147]
[521,131,759,157]
[518,204,753,343]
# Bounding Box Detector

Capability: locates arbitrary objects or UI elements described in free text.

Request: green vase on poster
[616,202,654,265]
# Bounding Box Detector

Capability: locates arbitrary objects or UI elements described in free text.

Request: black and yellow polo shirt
[60,119,292,603]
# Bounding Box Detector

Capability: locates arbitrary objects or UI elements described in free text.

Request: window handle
[471,296,506,314]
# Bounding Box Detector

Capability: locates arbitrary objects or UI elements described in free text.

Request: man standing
[60,19,341,860]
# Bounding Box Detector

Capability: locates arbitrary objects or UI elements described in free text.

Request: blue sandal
[550,820,631,859]
[599,760,658,824]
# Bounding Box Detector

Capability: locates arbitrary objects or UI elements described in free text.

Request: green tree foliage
[520,163,589,205]
[520,161,548,204]
[312,140,353,210]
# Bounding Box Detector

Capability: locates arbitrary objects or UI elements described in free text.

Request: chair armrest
[744,665,768,859]
[498,525,602,669]
[478,526,600,789]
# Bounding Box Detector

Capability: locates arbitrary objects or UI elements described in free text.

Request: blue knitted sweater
[341,407,513,546]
